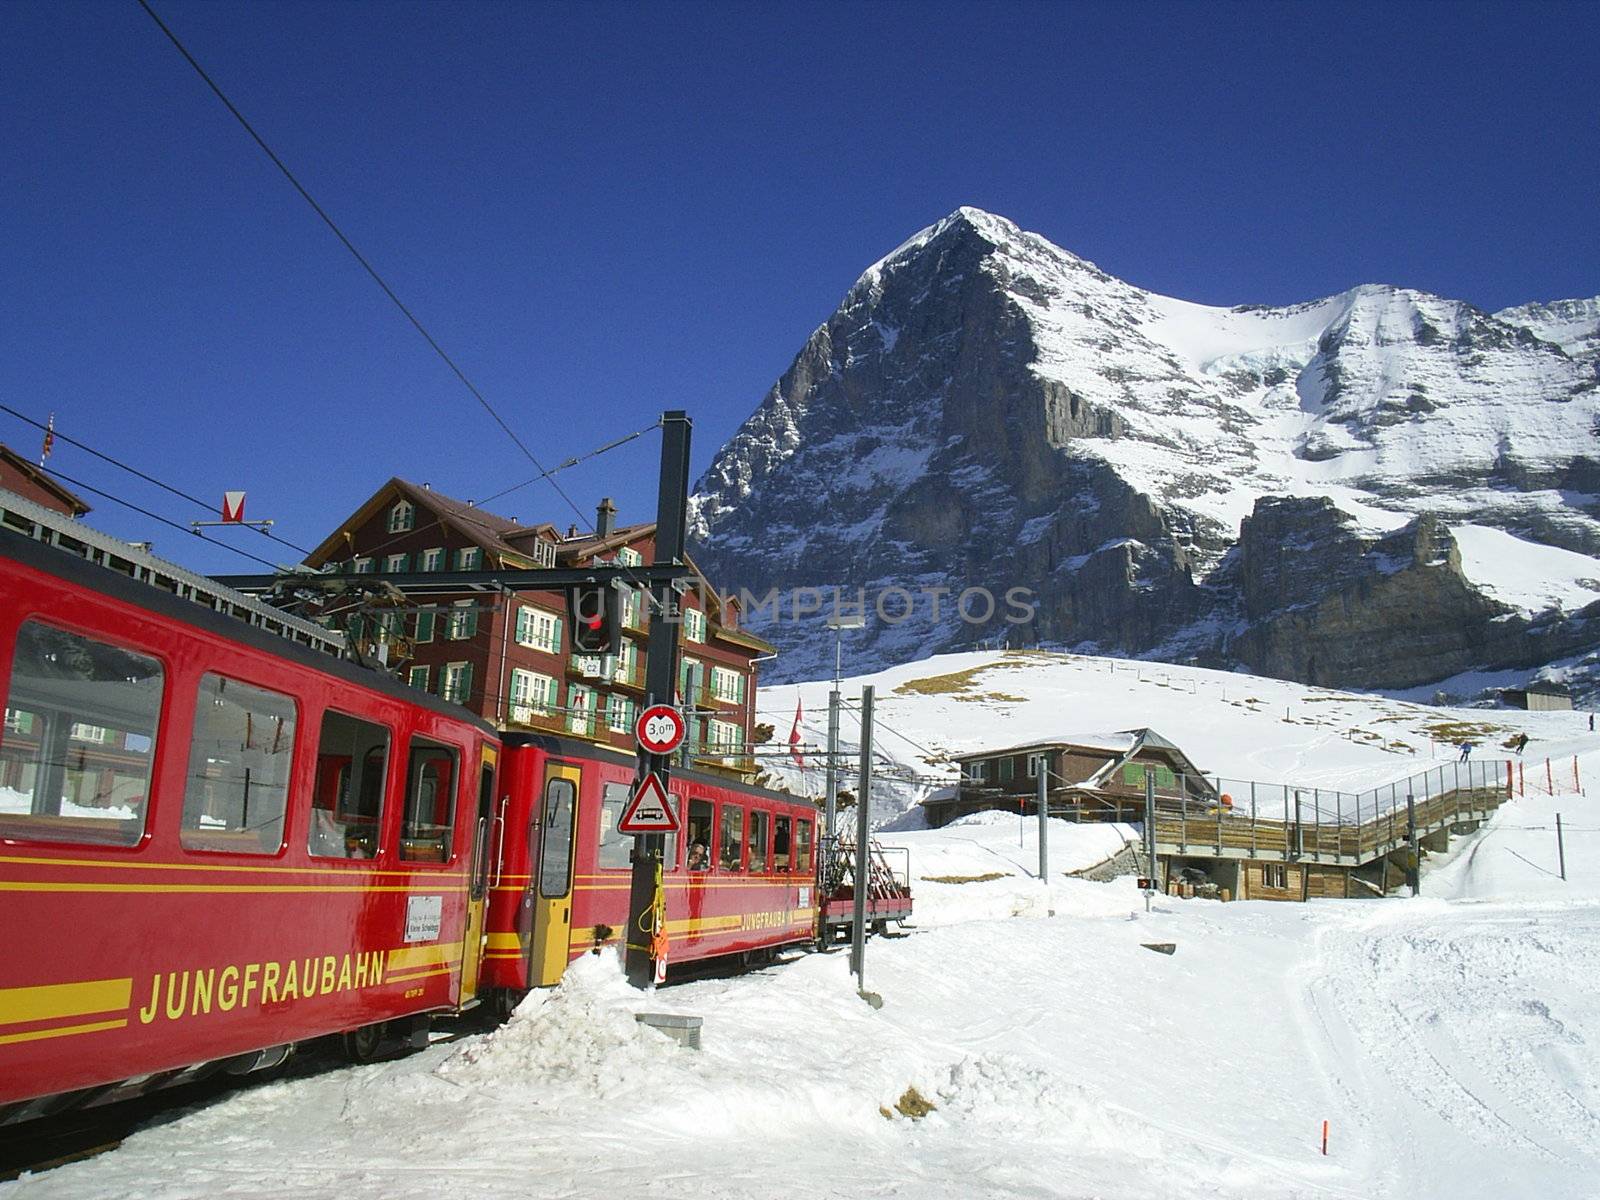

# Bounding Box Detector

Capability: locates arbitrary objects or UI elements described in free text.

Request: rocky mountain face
[689,208,1600,692]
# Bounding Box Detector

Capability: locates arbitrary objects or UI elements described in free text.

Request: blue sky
[2,0,1595,574]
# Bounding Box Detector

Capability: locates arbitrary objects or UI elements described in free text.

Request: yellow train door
[529,762,582,986]
[458,745,497,1000]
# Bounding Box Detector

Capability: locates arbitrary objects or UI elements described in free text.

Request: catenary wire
[134,0,600,539]
[29,465,283,571]
[0,401,314,557]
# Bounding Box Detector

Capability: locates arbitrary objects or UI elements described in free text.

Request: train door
[458,744,497,999]
[528,761,581,986]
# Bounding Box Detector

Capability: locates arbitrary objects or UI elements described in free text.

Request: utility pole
[849,685,875,987]
[1036,759,1049,881]
[1405,793,1419,897]
[822,614,860,845]
[1143,769,1157,913]
[625,411,691,989]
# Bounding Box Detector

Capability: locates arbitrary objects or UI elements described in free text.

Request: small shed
[1500,682,1573,712]
[926,728,1214,827]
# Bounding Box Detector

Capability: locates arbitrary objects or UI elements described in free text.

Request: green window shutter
[1122,763,1142,786]
[460,662,474,704]
[464,607,478,639]
[415,611,434,642]
[552,615,563,651]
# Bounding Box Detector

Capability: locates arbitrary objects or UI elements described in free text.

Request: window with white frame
[515,605,562,653]
[606,693,634,733]
[621,588,644,630]
[709,665,746,704]
[612,639,637,684]
[353,557,375,574]
[413,609,435,643]
[454,546,481,571]
[961,759,991,783]
[419,547,444,572]
[509,668,558,721]
[387,500,415,533]
[448,600,477,640]
[683,607,705,642]
[708,718,745,757]
[617,546,642,567]
[679,656,702,702]
[441,662,472,705]
[408,665,430,691]
[532,539,556,568]
[567,685,596,734]
[384,553,409,573]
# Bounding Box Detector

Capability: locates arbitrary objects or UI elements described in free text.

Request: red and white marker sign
[634,704,686,755]
[221,491,246,523]
[618,772,679,834]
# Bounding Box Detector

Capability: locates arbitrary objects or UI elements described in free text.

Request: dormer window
[533,539,556,568]
[387,500,415,533]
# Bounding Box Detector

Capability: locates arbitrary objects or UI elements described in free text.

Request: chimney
[596,497,617,538]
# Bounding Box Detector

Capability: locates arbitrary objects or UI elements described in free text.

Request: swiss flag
[789,697,805,768]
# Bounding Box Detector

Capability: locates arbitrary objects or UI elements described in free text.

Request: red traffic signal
[567,581,621,654]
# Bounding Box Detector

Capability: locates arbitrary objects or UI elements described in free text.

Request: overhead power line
[0,401,313,557]
[134,0,603,539]
[29,464,282,571]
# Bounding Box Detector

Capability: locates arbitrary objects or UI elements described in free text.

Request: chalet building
[0,444,90,518]
[301,481,773,773]
[926,728,1215,826]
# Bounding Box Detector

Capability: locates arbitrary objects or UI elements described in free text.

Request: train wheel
[488,988,528,1024]
[339,1021,387,1064]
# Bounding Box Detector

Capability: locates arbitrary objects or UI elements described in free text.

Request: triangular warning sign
[618,772,679,834]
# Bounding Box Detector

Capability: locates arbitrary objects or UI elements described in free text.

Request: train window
[598,781,632,870]
[773,816,792,871]
[539,777,576,897]
[0,621,162,846]
[309,711,389,859]
[718,805,745,872]
[401,737,458,863]
[686,798,713,871]
[748,809,769,873]
[180,674,295,855]
[796,819,814,873]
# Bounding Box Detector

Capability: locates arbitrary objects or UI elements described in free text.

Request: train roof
[0,518,498,738]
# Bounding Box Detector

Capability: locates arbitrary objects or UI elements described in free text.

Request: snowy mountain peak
[691,211,1600,689]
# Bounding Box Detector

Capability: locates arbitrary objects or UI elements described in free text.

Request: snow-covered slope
[691,208,1600,687]
[753,648,1597,826]
[19,762,1600,1200]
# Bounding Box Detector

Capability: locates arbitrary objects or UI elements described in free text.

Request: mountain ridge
[690,208,1600,693]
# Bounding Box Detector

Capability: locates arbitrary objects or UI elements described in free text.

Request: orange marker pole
[1322,1119,1329,1156]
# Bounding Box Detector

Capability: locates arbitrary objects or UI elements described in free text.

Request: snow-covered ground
[6,665,1599,1200]
[755,648,1596,823]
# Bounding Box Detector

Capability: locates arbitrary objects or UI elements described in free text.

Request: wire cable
[30,464,283,571]
[0,401,314,557]
[134,0,600,538]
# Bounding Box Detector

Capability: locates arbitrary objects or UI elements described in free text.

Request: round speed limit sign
[635,704,686,755]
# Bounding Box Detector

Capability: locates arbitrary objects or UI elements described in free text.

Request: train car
[0,518,499,1124]
[480,732,821,1003]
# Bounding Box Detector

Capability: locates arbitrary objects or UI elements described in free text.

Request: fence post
[1251,781,1258,858]
[1406,794,1419,897]
[1178,772,1187,851]
[1547,758,1555,795]
[1294,790,1304,860]
[1216,778,1224,855]
[1557,812,1567,881]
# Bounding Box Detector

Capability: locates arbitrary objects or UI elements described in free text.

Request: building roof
[0,443,90,516]
[954,728,1211,790]
[303,478,558,568]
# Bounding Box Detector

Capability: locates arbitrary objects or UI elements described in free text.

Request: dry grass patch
[922,871,1009,885]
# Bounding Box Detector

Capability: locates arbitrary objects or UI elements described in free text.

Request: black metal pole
[625,410,691,989]
[849,686,875,984]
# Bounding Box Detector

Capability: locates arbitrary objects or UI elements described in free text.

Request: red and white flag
[221,491,246,523]
[39,413,54,465]
[789,696,805,768]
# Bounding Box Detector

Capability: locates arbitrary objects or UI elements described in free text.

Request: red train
[0,507,910,1126]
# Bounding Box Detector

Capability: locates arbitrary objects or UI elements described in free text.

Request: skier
[1458,741,1473,762]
